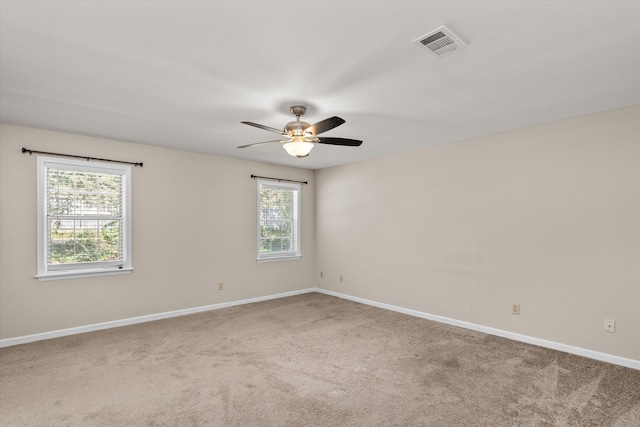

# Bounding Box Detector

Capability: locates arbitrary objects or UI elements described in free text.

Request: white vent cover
[413,25,466,57]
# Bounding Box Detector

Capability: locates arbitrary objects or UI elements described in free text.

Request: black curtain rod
[22,147,143,167]
[251,174,307,185]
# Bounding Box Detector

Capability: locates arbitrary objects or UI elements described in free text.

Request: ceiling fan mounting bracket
[290,105,307,117]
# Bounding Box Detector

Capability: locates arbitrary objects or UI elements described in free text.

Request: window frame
[36,156,133,281]
[256,179,301,262]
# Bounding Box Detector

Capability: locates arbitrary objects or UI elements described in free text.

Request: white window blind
[37,157,132,280]
[257,179,301,261]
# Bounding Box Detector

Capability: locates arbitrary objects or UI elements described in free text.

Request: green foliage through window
[46,167,124,266]
[258,181,300,258]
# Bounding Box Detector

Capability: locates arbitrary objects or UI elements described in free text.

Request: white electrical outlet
[218,282,224,291]
[604,319,615,333]
[512,303,520,315]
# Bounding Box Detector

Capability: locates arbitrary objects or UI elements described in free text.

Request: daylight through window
[257,179,300,261]
[37,157,132,280]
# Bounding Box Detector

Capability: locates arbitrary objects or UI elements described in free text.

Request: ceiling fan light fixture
[283,140,314,158]
[240,105,361,156]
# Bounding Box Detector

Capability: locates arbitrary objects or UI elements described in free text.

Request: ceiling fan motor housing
[285,120,311,137]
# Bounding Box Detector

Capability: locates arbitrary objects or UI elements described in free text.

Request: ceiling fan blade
[306,116,345,136]
[237,140,285,149]
[241,121,286,135]
[316,137,363,147]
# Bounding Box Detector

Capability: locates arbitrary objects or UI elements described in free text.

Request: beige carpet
[1,292,639,426]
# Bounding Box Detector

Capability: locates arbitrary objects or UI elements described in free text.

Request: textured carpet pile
[1,292,639,426]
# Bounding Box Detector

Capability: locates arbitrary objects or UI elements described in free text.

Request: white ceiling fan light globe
[283,141,314,158]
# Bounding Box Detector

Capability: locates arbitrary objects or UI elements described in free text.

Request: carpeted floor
[1,292,639,426]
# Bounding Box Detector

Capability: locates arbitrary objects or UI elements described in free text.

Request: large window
[37,157,132,280]
[257,179,301,261]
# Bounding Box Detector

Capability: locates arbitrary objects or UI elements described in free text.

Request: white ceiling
[1,1,639,170]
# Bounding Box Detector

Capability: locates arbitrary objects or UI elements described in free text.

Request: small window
[257,179,301,261]
[36,157,133,280]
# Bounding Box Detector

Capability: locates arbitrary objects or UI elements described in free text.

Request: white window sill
[257,255,301,263]
[36,267,133,281]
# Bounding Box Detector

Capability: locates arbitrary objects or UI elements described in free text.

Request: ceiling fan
[238,106,363,158]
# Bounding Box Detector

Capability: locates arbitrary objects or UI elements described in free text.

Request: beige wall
[2,106,639,361]
[315,106,640,360]
[0,124,315,339]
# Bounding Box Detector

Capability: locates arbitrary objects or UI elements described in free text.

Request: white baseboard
[2,287,638,370]
[314,288,640,370]
[0,288,316,348]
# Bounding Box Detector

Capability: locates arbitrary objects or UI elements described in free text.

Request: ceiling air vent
[413,25,466,57]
